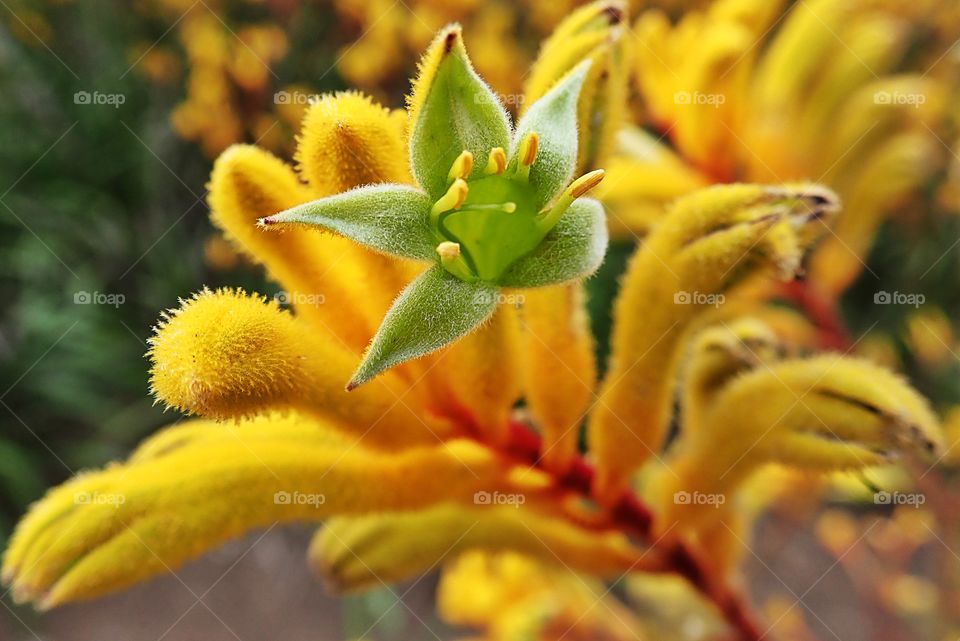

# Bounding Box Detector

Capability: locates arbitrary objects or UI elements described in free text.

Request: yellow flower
[3,11,949,641]
[612,0,958,299]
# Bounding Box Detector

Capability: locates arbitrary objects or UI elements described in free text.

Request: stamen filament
[436,241,475,281]
[536,169,605,232]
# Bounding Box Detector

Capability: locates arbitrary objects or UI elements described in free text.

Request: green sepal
[510,62,590,210]
[349,265,499,388]
[497,197,607,288]
[409,29,511,200]
[260,184,436,261]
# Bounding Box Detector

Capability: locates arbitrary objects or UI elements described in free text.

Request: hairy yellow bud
[310,504,643,592]
[656,356,942,531]
[681,318,783,437]
[589,183,839,502]
[520,284,596,472]
[2,435,512,609]
[433,303,523,444]
[524,0,631,172]
[295,91,412,194]
[147,288,452,448]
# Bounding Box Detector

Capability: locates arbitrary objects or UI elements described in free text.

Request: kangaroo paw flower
[259,26,609,385]
[310,503,644,592]
[2,436,513,609]
[588,183,838,502]
[147,288,452,448]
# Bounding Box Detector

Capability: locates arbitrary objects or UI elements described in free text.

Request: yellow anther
[502,202,517,213]
[485,147,507,175]
[519,132,539,167]
[448,151,474,182]
[436,241,461,262]
[431,178,469,219]
[536,170,605,233]
[567,169,605,198]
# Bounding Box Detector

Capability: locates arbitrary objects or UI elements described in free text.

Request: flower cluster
[4,2,957,640]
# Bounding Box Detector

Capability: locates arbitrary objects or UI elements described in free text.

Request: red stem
[778,279,851,352]
[499,419,766,641]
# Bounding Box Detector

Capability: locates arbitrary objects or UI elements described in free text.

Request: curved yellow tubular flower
[295,91,412,195]
[147,288,454,449]
[208,145,381,352]
[438,551,644,641]
[524,0,632,173]
[654,356,943,533]
[2,437,513,609]
[680,317,783,439]
[519,284,596,472]
[588,183,839,502]
[432,303,523,444]
[127,411,355,464]
[310,503,645,592]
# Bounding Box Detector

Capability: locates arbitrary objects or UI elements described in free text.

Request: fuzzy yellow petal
[147,288,453,448]
[310,503,644,592]
[518,284,596,473]
[295,91,412,195]
[3,437,511,608]
[430,303,523,445]
[588,183,839,502]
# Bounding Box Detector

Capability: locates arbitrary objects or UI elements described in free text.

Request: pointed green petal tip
[347,265,499,388]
